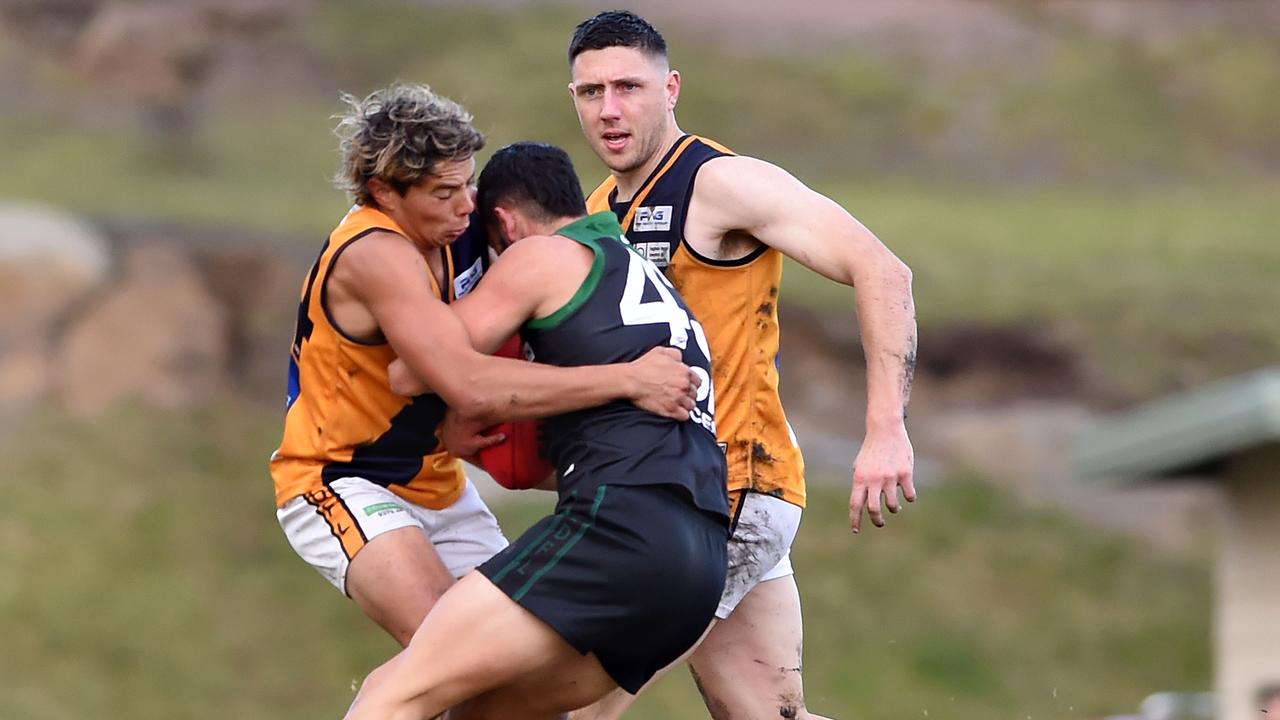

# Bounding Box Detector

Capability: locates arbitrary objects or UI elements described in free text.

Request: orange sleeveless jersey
[587,135,806,508]
[270,205,467,511]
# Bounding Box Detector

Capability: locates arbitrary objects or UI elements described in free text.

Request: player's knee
[355,658,397,699]
[691,656,810,720]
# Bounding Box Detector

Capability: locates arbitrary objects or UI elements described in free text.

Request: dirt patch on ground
[777,304,1212,550]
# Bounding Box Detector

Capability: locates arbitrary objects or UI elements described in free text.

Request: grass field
[0,402,1211,719]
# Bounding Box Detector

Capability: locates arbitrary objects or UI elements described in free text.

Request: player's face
[383,157,477,250]
[570,46,678,176]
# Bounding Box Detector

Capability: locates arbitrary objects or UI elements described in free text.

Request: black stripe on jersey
[439,246,453,302]
[679,241,769,268]
[291,237,330,357]
[320,393,449,488]
[319,227,394,347]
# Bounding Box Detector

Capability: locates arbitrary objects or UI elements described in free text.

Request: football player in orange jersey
[566,12,919,720]
[271,83,701,651]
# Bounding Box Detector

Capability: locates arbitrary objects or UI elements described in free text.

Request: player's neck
[538,214,587,237]
[613,124,684,200]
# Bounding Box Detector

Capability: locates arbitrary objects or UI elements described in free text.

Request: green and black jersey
[522,212,728,521]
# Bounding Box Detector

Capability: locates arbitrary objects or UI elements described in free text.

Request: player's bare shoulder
[684,154,782,261]
[496,233,593,276]
[325,228,427,341]
[489,232,596,311]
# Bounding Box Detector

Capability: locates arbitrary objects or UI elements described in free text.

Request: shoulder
[696,155,794,196]
[341,228,416,259]
[501,233,585,259]
[491,234,593,278]
[476,234,596,310]
[329,229,424,289]
[692,155,807,227]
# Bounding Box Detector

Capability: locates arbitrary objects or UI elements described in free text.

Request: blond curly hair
[332,83,485,206]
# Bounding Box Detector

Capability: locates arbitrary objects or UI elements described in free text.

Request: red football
[478,335,554,490]
[479,417,553,490]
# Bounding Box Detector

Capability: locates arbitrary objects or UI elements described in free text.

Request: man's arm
[692,156,918,533]
[338,232,696,425]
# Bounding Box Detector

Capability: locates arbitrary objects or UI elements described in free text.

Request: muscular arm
[339,232,693,425]
[448,236,572,355]
[693,156,918,531]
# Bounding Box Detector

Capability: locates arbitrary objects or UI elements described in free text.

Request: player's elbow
[889,255,913,291]
[449,386,500,425]
[855,251,912,295]
[430,369,498,423]
[388,362,426,397]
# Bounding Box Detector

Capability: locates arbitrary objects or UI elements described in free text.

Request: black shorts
[477,482,728,693]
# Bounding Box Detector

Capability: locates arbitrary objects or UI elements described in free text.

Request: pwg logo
[632,205,672,232]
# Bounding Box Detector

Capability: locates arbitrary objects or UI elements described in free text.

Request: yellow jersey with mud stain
[587,135,806,508]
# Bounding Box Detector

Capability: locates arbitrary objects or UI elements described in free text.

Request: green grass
[0,404,1210,719]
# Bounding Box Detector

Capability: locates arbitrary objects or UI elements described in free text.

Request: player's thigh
[690,575,809,720]
[279,477,499,646]
[350,572,616,720]
[447,648,617,720]
[346,525,455,647]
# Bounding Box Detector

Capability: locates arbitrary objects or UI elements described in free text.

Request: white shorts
[277,476,508,595]
[716,490,803,619]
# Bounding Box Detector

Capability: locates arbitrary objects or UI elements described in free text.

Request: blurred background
[2,0,1278,718]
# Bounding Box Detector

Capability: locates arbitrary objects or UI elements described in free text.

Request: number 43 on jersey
[618,246,717,433]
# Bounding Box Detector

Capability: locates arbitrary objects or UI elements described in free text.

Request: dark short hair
[568,10,667,65]
[477,142,587,224]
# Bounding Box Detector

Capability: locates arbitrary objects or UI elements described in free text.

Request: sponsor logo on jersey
[453,257,484,299]
[632,205,673,232]
[631,241,671,267]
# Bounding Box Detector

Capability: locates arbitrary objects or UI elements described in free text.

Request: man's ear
[493,205,521,250]
[368,177,398,211]
[666,69,681,111]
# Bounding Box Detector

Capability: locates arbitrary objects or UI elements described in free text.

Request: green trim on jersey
[525,212,619,330]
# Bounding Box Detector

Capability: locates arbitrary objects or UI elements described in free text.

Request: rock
[54,241,229,415]
[0,201,111,337]
[0,202,111,416]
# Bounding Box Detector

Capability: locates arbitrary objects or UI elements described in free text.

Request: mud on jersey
[587,136,806,508]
